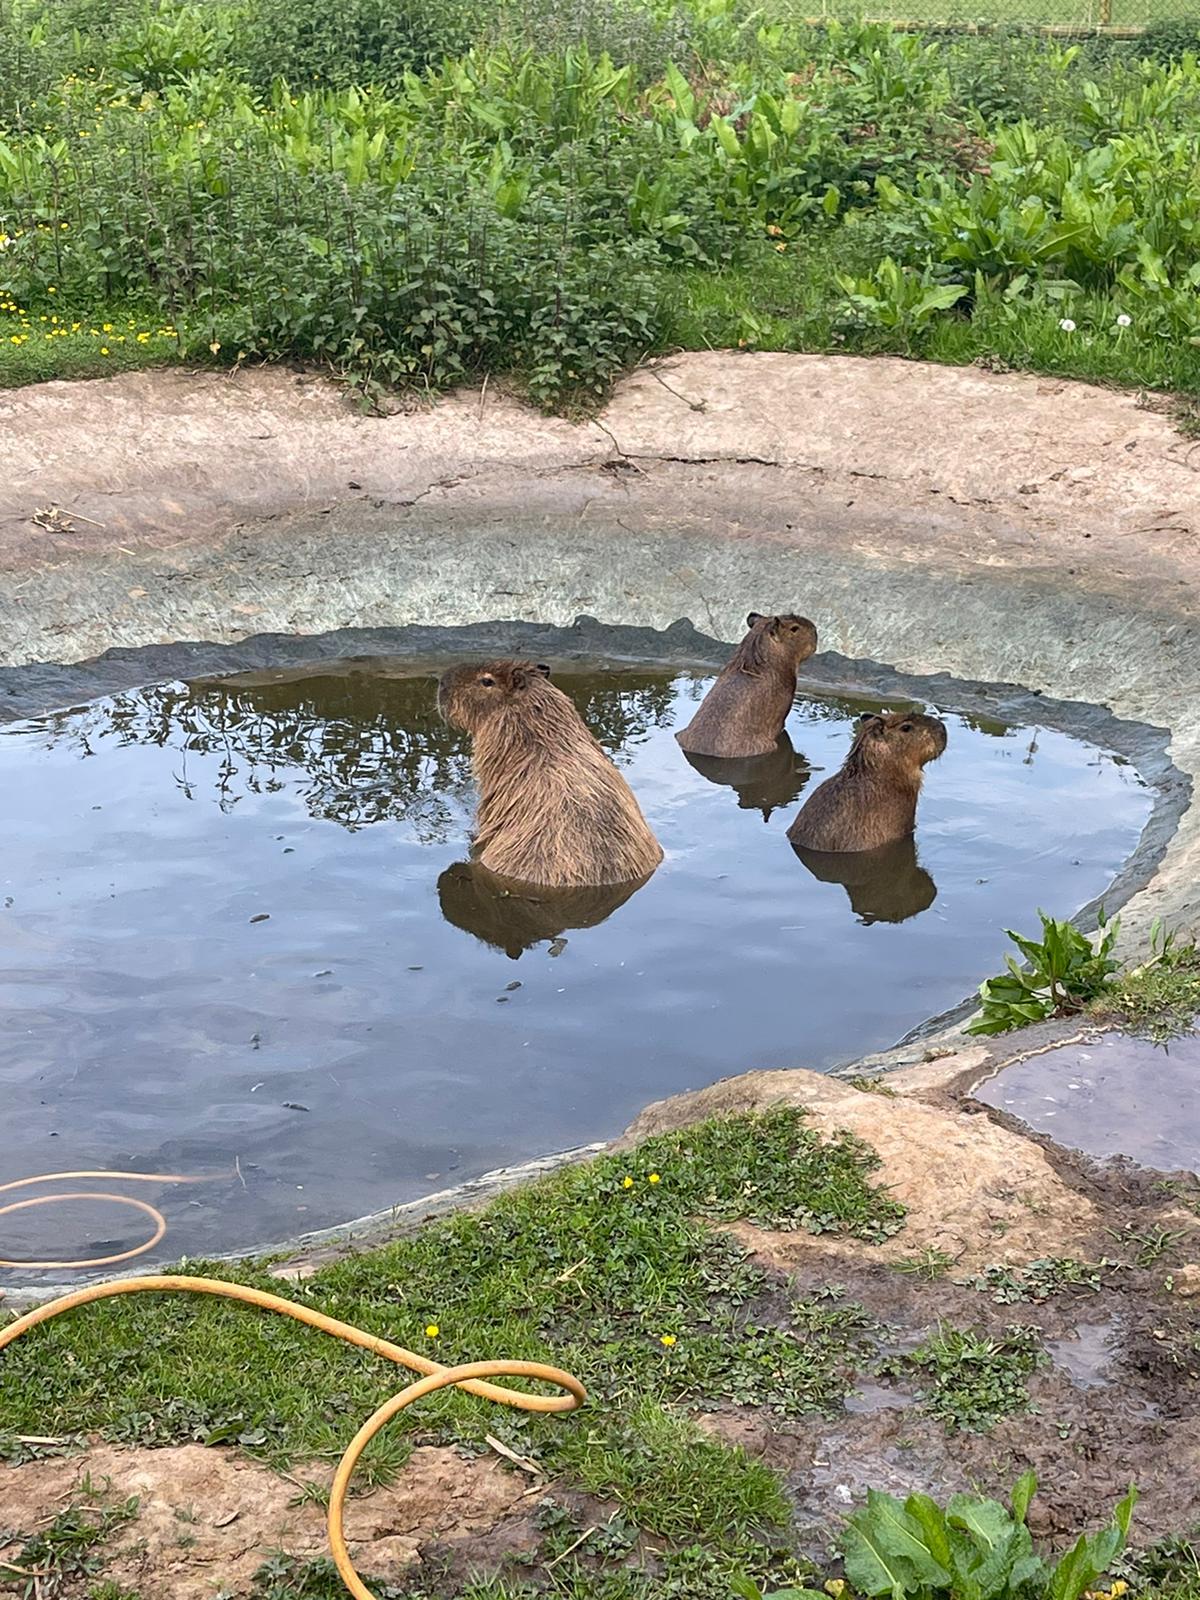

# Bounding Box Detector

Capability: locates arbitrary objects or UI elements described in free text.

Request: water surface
[0,663,1151,1269]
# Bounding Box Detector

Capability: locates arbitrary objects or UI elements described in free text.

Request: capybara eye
[479,675,496,688]
[900,721,914,732]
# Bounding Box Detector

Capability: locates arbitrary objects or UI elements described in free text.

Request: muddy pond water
[0,661,1152,1271]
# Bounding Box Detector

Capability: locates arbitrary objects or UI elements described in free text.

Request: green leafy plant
[887,1324,1042,1432]
[730,1579,825,1600]
[840,1475,1138,1600]
[967,910,1120,1036]
[834,255,967,343]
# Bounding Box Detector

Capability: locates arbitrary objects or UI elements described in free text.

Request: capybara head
[740,612,818,671]
[851,711,947,774]
[437,660,553,734]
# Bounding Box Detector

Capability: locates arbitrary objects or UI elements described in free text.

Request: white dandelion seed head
[1116,313,1132,327]
[1058,318,1076,332]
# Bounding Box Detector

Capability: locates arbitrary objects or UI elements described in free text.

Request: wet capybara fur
[676,612,818,759]
[792,835,937,924]
[682,732,812,822]
[786,711,947,853]
[438,860,651,959]
[437,660,664,888]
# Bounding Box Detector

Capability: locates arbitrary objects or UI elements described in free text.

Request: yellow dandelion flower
[621,1176,634,1189]
[102,322,113,332]
[660,1334,676,1347]
[425,1323,440,1339]
[100,346,110,355]
[47,285,56,293]
[648,1173,661,1185]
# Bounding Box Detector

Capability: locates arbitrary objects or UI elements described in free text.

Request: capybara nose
[931,717,949,753]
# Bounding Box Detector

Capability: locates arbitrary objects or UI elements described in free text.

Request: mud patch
[0,1443,536,1598]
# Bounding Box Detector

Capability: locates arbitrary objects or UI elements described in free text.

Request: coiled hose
[0,1175,586,1600]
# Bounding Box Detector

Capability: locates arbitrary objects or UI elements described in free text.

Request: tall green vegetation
[1,0,1198,403]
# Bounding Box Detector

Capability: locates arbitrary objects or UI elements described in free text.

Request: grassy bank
[2,1105,1198,1600]
[1,0,1199,405]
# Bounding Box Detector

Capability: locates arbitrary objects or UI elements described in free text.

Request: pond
[0,658,1152,1272]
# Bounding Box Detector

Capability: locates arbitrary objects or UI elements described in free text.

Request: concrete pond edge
[2,353,1199,1295]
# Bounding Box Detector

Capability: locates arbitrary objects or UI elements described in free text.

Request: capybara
[676,612,818,759]
[438,859,650,959]
[681,732,812,822]
[786,711,947,853]
[791,836,937,924]
[437,660,664,888]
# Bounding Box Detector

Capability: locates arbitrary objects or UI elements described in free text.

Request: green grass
[885,1324,1044,1431]
[1,1498,140,1596]
[0,302,180,386]
[0,1110,896,1573]
[1104,939,1200,1041]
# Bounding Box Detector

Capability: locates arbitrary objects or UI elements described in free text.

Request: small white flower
[1116,313,1132,327]
[1058,318,1076,332]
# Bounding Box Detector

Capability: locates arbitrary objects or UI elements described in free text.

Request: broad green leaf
[902,1492,954,1572]
[1010,1469,1037,1525]
[948,1494,1017,1558]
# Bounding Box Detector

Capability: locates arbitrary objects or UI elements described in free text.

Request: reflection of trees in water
[37,668,684,839]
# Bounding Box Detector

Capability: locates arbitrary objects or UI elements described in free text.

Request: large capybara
[786,710,947,853]
[791,835,937,924]
[438,859,650,959]
[676,612,818,759]
[681,732,812,822]
[437,660,664,888]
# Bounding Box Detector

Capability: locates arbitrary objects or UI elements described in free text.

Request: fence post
[1099,0,1113,26]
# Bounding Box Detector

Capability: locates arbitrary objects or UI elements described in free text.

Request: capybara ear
[859,712,884,728]
[746,611,765,628]
[509,666,530,691]
[535,663,552,678]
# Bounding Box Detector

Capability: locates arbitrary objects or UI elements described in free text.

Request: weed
[846,1074,898,1097]
[968,911,1120,1035]
[838,1472,1137,1600]
[886,1323,1043,1431]
[895,1247,958,1281]
[3,1499,139,1597]
[1106,927,1200,1041]
[962,1257,1105,1303]
[1108,1223,1186,1268]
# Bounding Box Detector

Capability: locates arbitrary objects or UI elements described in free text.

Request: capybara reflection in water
[438,860,651,959]
[676,612,818,759]
[437,660,664,888]
[681,732,811,822]
[786,711,947,853]
[792,835,937,924]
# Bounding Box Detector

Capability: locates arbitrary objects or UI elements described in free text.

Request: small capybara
[681,732,812,822]
[786,710,947,853]
[676,612,818,759]
[791,836,937,924]
[438,860,651,959]
[437,660,664,888]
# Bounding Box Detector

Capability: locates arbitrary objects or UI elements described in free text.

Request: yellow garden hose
[0,1183,587,1600]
